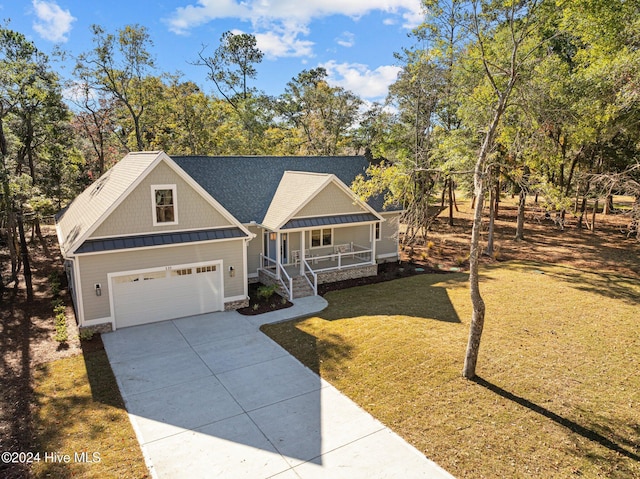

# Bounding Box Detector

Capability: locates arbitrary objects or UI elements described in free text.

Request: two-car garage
[109,261,224,329]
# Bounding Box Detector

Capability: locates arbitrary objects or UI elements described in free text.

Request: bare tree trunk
[463,163,487,379]
[591,199,598,232]
[577,196,587,229]
[16,211,33,301]
[6,213,19,283]
[603,194,613,215]
[453,182,460,212]
[463,101,508,378]
[493,167,500,219]
[448,178,454,226]
[34,218,50,256]
[485,178,496,256]
[515,188,526,240]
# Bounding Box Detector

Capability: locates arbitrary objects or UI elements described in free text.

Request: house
[56,151,401,331]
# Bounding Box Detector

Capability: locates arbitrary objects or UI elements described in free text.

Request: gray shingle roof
[171,156,398,224]
[281,213,379,230]
[75,227,247,254]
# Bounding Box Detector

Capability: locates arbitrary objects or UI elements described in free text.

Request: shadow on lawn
[548,267,640,305]
[319,274,468,324]
[81,337,127,409]
[473,377,640,463]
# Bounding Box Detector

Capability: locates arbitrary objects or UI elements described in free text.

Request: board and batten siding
[90,161,233,239]
[78,239,245,322]
[295,182,366,218]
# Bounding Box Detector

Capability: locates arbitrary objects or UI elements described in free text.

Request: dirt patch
[402,201,640,279]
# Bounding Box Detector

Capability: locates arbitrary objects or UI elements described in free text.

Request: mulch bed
[316,261,448,295]
[236,282,294,315]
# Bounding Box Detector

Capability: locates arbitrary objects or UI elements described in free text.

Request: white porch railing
[309,243,373,272]
[260,254,293,301]
[303,258,317,296]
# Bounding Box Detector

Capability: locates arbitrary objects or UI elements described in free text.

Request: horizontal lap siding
[79,240,245,322]
[91,161,233,238]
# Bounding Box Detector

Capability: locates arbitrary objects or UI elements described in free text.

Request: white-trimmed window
[311,228,332,248]
[375,222,381,241]
[152,185,177,225]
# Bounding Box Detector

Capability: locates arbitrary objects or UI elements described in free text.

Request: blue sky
[1,0,425,102]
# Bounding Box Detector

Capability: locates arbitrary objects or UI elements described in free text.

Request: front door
[281,233,288,264]
[264,232,277,262]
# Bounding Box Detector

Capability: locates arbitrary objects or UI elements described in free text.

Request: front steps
[258,269,315,300]
[292,275,315,299]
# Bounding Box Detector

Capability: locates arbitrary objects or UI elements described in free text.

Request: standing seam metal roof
[281,213,380,230]
[74,227,247,254]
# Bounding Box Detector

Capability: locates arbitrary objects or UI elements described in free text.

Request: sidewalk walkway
[102,297,455,479]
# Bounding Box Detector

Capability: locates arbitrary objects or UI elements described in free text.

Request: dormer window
[152,185,178,225]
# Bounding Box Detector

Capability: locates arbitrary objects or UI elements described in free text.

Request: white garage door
[111,261,224,329]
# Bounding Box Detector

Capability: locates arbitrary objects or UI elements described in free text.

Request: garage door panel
[111,262,223,328]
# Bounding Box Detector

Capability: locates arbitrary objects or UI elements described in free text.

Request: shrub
[51,298,64,309]
[454,254,468,267]
[78,328,95,341]
[257,284,278,300]
[54,312,68,342]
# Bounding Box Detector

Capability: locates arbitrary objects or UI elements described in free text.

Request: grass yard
[31,343,149,479]
[262,262,640,478]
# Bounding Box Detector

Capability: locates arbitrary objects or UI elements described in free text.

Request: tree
[447,0,549,379]
[194,31,269,154]
[75,24,156,151]
[68,80,122,178]
[194,31,263,107]
[276,67,362,155]
[0,27,77,298]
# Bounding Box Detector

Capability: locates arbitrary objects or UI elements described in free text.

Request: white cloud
[31,0,76,43]
[336,31,355,48]
[254,23,315,58]
[321,60,401,100]
[166,0,423,58]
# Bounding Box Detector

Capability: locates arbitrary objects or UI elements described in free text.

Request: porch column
[276,231,281,279]
[300,230,306,275]
[371,223,377,264]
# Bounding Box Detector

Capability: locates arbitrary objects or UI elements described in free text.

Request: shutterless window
[311,228,332,247]
[152,185,177,225]
[196,265,217,273]
[375,222,381,240]
[155,189,174,223]
[171,268,192,277]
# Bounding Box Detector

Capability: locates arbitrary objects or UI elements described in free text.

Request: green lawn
[31,345,149,479]
[262,262,640,479]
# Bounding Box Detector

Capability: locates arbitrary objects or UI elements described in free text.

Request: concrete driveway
[102,297,454,479]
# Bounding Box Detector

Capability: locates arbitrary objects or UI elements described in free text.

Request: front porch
[258,243,378,300]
